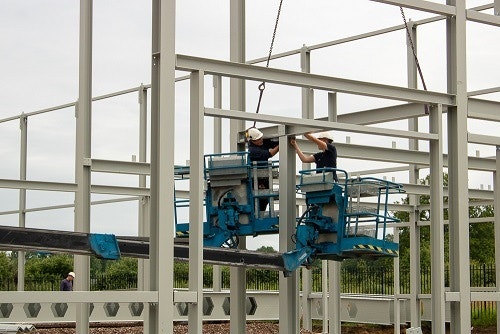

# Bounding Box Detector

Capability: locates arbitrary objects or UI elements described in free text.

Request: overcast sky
[0,0,498,250]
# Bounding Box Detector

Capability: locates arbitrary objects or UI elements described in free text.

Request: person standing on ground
[290,131,338,181]
[60,271,75,291]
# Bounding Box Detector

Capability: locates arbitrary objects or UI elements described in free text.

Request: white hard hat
[247,128,263,141]
[316,131,334,142]
[68,272,76,278]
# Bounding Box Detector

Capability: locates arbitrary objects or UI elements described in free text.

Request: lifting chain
[400,7,429,114]
[253,0,284,127]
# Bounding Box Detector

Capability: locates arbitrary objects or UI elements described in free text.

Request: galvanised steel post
[495,146,500,331]
[327,91,341,334]
[150,0,176,332]
[229,1,247,333]
[405,20,421,329]
[300,45,313,332]
[429,104,445,333]
[446,1,471,332]
[187,70,205,333]
[212,75,223,293]
[137,86,150,333]
[278,124,299,334]
[17,114,27,292]
[75,1,93,332]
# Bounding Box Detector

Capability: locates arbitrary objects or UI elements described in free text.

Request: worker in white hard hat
[60,271,75,291]
[290,131,338,181]
[246,127,279,211]
[247,127,279,162]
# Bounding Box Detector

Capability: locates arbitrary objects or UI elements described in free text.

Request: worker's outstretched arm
[290,139,315,163]
[305,133,327,151]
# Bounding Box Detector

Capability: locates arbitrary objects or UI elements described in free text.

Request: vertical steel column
[393,229,401,334]
[213,76,222,154]
[229,1,247,332]
[148,1,160,332]
[328,261,341,334]
[150,0,176,332]
[405,20,421,328]
[229,0,246,150]
[158,0,176,331]
[429,104,445,333]
[278,125,299,334]
[301,46,314,123]
[327,91,341,334]
[212,75,222,293]
[300,45,313,331]
[279,124,299,334]
[137,86,150,333]
[188,70,204,333]
[75,1,93,332]
[446,1,471,332]
[321,260,328,333]
[495,0,500,15]
[17,114,27,292]
[494,146,500,332]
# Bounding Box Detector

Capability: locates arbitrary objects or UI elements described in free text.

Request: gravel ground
[32,322,498,334]
[34,322,316,334]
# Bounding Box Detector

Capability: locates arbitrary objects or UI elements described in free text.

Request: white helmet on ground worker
[247,128,263,141]
[316,131,334,143]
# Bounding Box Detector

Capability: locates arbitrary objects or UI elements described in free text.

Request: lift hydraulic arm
[0,226,286,273]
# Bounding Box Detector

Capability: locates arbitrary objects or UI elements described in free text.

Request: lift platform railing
[345,177,405,240]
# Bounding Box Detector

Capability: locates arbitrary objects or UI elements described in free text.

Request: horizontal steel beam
[468,133,500,146]
[336,103,427,125]
[0,179,150,197]
[466,9,500,26]
[0,291,158,304]
[0,197,139,217]
[401,183,494,200]
[91,185,149,196]
[369,0,456,16]
[0,179,76,192]
[298,141,496,172]
[468,86,500,97]
[177,55,454,105]
[205,108,438,141]
[91,159,150,175]
[468,98,500,122]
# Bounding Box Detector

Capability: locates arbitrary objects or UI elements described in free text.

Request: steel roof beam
[177,55,455,106]
[369,0,456,16]
[466,9,500,27]
[468,98,500,122]
[205,107,438,141]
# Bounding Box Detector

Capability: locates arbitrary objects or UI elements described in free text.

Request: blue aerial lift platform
[174,152,405,273]
[282,168,404,271]
[175,152,280,248]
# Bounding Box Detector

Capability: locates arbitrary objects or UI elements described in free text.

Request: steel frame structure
[0,1,499,334]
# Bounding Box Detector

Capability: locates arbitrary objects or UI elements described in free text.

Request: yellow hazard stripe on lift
[354,244,399,256]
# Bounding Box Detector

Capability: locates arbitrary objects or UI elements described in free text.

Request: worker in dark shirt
[247,127,279,211]
[60,271,75,291]
[290,131,338,182]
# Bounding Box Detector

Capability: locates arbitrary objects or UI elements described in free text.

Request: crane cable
[400,7,429,115]
[252,0,285,128]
